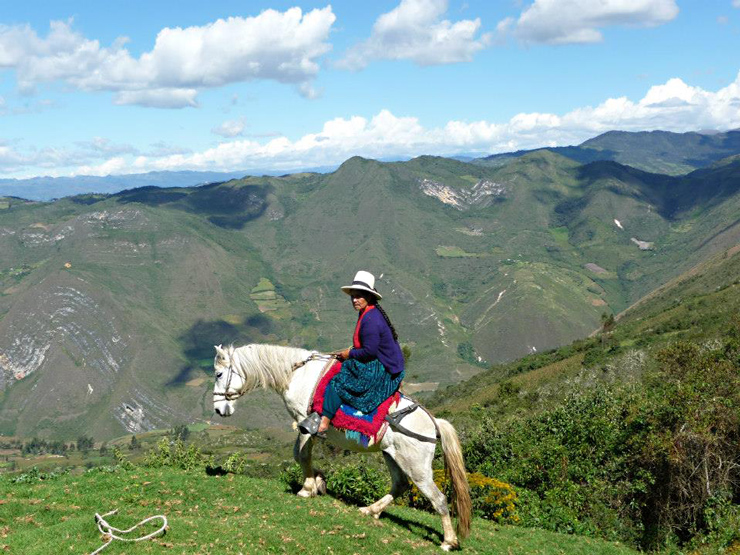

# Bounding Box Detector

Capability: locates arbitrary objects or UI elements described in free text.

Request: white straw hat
[341,270,382,299]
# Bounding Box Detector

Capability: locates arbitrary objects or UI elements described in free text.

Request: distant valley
[1,129,740,440]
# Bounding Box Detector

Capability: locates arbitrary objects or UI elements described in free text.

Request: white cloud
[212,117,247,138]
[734,0,740,8]
[3,72,740,177]
[117,73,740,174]
[509,0,679,45]
[114,89,199,109]
[0,8,335,108]
[339,0,491,70]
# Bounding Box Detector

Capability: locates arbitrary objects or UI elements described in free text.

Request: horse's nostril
[215,407,222,416]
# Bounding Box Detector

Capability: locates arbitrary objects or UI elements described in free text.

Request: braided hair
[372,302,399,343]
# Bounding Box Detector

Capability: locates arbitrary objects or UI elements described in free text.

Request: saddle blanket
[311,361,399,448]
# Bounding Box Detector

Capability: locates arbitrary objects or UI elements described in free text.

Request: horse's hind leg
[293,434,325,498]
[399,451,459,551]
[359,452,409,519]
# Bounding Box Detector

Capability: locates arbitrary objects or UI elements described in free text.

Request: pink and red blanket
[310,361,399,447]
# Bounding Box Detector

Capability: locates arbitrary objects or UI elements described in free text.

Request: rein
[291,352,336,372]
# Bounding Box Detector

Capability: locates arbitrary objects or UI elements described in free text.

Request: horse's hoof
[358,507,372,517]
[296,489,314,498]
[440,541,459,551]
[316,476,327,495]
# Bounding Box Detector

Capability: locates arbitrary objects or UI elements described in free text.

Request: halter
[212,356,246,402]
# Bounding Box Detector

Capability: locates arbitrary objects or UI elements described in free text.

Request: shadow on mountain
[70,194,108,205]
[168,314,280,386]
[114,182,269,229]
[115,186,189,205]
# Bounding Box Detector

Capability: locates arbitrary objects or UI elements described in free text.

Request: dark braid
[374,303,399,343]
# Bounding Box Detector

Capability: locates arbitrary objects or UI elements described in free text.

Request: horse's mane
[229,343,310,394]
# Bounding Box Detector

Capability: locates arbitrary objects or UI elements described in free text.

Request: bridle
[212,356,245,402]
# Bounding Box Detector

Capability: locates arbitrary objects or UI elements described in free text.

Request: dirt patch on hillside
[585,263,607,274]
[402,382,439,394]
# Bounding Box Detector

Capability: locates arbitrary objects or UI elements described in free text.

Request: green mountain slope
[476,129,740,175]
[428,242,740,415]
[2,150,740,440]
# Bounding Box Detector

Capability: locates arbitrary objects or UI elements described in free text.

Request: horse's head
[212,344,247,417]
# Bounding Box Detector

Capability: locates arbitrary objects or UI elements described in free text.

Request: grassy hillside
[425,243,740,551]
[0,464,638,554]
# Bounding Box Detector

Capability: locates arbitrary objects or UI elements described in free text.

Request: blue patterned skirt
[331,358,404,414]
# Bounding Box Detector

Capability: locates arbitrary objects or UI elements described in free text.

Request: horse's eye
[216,371,223,379]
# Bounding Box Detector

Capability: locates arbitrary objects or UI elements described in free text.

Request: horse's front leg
[359,451,409,519]
[293,433,325,498]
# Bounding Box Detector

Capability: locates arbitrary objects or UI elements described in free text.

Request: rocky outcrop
[0,279,128,386]
[419,178,506,210]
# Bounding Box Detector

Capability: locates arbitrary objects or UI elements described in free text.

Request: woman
[310,270,405,436]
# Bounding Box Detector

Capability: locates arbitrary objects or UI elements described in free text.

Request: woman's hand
[333,348,351,361]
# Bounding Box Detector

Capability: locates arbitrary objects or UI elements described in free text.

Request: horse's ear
[214,344,224,354]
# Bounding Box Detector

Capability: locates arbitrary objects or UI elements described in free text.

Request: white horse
[212,343,472,551]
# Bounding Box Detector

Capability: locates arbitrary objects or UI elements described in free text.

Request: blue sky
[1,0,739,178]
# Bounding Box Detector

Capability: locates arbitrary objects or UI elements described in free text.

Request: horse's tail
[437,418,472,539]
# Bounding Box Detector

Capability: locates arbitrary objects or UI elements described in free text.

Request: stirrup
[298,412,322,435]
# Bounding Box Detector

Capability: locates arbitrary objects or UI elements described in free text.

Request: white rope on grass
[90,509,168,555]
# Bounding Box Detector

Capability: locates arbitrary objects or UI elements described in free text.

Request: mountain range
[1,129,740,440]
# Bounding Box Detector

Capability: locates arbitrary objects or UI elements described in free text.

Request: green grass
[251,277,276,294]
[0,466,638,554]
[548,226,569,245]
[435,245,486,258]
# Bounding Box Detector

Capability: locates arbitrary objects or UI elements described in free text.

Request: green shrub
[326,462,388,506]
[280,461,387,505]
[9,466,69,484]
[143,438,209,471]
[405,468,519,523]
[280,463,305,493]
[112,446,134,470]
[461,328,740,551]
[222,452,247,474]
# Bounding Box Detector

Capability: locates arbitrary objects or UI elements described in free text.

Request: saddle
[309,360,399,447]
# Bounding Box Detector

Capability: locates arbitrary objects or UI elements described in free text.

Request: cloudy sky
[1,0,739,178]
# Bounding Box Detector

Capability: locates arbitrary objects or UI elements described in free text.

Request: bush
[143,438,210,471]
[461,329,740,551]
[280,461,387,506]
[222,452,247,474]
[326,462,388,506]
[463,386,646,544]
[468,472,519,522]
[280,463,305,493]
[170,424,191,442]
[10,466,69,484]
[406,468,519,523]
[112,446,134,470]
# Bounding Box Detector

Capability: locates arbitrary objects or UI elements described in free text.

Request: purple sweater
[348,308,405,375]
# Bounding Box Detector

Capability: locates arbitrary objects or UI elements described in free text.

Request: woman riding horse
[303,270,405,436]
